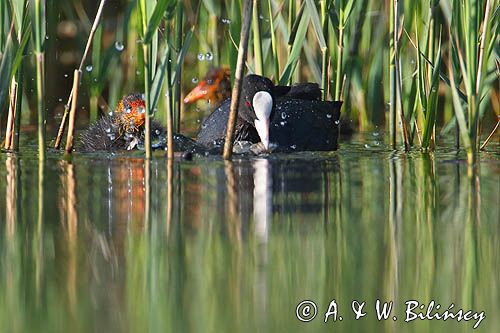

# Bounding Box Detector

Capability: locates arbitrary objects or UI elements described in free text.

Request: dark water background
[0,133,499,332]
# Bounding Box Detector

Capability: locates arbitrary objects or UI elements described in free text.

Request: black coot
[197,74,342,152]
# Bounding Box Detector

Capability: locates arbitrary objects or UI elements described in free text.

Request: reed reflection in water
[0,146,499,332]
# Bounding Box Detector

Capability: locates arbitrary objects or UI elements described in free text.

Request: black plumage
[78,115,206,154]
[197,74,342,152]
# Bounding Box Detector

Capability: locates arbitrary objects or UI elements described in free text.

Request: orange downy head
[114,94,147,133]
[184,67,231,105]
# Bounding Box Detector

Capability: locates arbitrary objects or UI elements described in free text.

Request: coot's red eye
[245,100,251,107]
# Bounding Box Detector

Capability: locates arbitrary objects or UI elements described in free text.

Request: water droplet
[202,123,207,129]
[197,53,205,61]
[45,35,49,40]
[58,98,63,102]
[139,107,146,114]
[125,107,132,114]
[281,112,287,119]
[85,64,93,72]
[64,74,69,78]
[108,111,113,116]
[205,52,213,61]
[221,18,231,24]
[326,114,332,119]
[364,144,370,149]
[114,41,124,51]
[105,128,111,133]
[334,120,340,125]
[136,70,141,75]
[155,129,160,135]
[280,121,286,126]
[192,77,199,84]
[290,144,297,150]
[373,132,380,137]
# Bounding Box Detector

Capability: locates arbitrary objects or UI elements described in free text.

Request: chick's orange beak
[184,80,219,104]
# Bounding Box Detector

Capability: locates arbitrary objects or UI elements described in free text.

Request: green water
[0,134,499,333]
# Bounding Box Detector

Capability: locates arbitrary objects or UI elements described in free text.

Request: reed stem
[223,0,253,160]
[252,0,263,75]
[4,78,17,149]
[12,67,23,150]
[173,1,183,133]
[65,70,82,154]
[389,0,396,148]
[35,52,45,160]
[268,0,279,81]
[142,43,152,159]
[54,0,107,149]
[393,0,409,150]
[320,0,328,101]
[166,41,174,159]
[334,27,343,101]
[480,119,499,150]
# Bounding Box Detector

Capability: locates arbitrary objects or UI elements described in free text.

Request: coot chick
[79,94,205,154]
[184,67,231,107]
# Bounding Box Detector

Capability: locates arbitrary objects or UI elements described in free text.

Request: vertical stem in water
[13,68,24,150]
[143,43,152,159]
[53,0,107,149]
[36,53,45,160]
[4,79,17,149]
[139,0,151,158]
[389,0,396,148]
[334,27,343,101]
[252,0,263,75]
[223,0,253,159]
[65,70,82,154]
[174,1,183,133]
[320,0,329,101]
[166,41,174,159]
[33,0,46,159]
[393,0,409,150]
[268,0,279,81]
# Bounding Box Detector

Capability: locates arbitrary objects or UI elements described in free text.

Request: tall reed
[32,0,46,160]
[2,0,29,151]
[0,0,497,163]
[223,0,253,159]
[54,0,107,149]
[447,0,498,164]
[137,0,158,158]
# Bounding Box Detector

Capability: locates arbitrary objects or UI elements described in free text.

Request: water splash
[114,41,125,51]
